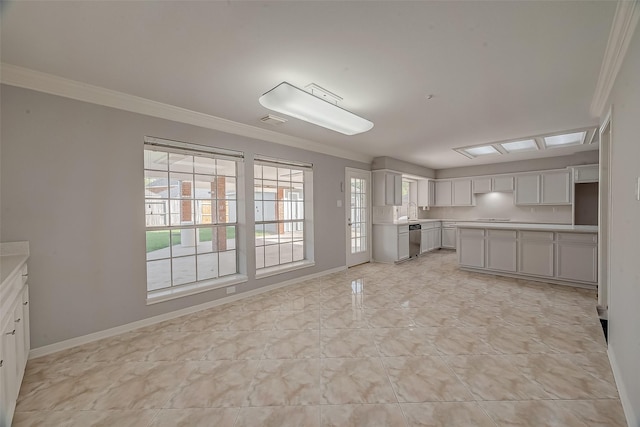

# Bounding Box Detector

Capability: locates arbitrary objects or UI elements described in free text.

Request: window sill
[146,274,248,305]
[255,260,315,280]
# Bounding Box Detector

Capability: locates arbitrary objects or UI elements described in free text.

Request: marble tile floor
[14,251,626,426]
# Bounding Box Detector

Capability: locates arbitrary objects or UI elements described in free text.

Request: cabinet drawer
[398,225,409,234]
[487,230,516,239]
[520,231,554,241]
[557,232,597,243]
[420,222,436,229]
[459,228,484,237]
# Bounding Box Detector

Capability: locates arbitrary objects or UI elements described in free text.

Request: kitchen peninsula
[457,222,598,288]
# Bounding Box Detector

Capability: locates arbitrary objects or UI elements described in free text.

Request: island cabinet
[1,242,30,427]
[457,225,597,288]
[486,230,517,272]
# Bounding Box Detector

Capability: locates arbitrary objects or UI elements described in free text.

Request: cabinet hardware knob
[15,318,21,323]
[24,301,29,306]
[6,329,16,336]
[0,360,3,367]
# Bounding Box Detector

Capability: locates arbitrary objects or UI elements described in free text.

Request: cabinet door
[21,285,30,361]
[458,229,485,268]
[435,181,452,206]
[2,314,18,425]
[420,229,430,253]
[515,175,540,205]
[556,243,597,282]
[541,171,571,204]
[492,176,514,192]
[486,230,517,272]
[417,180,431,207]
[434,227,442,249]
[398,232,409,260]
[574,165,599,183]
[385,173,402,206]
[473,178,492,193]
[441,228,456,249]
[518,237,554,277]
[453,179,473,205]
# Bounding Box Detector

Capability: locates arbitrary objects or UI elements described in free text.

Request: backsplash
[419,192,573,224]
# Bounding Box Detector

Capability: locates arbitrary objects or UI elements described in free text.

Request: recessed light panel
[500,139,538,153]
[544,131,586,147]
[464,146,499,157]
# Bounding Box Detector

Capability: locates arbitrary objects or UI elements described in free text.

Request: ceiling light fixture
[258,82,374,136]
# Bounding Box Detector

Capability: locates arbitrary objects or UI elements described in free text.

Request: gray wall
[435,151,599,179]
[605,24,640,426]
[0,85,369,348]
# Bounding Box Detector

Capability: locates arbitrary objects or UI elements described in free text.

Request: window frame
[254,155,315,278]
[143,137,247,304]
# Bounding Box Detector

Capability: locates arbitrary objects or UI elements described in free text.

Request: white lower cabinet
[518,232,555,277]
[372,225,409,263]
[556,233,598,282]
[1,243,30,427]
[458,227,597,287]
[420,222,442,254]
[486,230,517,272]
[441,227,456,249]
[458,229,485,268]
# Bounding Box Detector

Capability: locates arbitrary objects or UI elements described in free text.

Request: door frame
[345,167,372,267]
[598,107,613,310]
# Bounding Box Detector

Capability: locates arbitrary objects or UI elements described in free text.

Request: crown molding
[0,63,373,164]
[590,0,640,117]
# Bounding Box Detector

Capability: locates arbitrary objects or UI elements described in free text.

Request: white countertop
[456,222,598,232]
[1,241,30,283]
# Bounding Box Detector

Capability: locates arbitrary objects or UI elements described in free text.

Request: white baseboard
[29,265,346,359]
[608,346,639,427]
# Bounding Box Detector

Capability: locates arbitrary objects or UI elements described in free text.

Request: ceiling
[0,1,616,169]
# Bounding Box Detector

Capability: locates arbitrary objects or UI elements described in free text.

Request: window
[144,137,244,299]
[398,179,417,220]
[254,156,313,272]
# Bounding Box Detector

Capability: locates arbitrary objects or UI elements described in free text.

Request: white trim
[28,264,346,359]
[255,260,316,280]
[146,274,249,305]
[608,347,638,427]
[590,0,640,117]
[0,63,372,165]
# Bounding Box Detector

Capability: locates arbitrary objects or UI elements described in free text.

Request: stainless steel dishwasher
[409,223,421,258]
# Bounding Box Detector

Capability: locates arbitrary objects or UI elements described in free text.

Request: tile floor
[14,251,626,426]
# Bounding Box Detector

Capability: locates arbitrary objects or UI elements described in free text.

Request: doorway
[346,168,371,267]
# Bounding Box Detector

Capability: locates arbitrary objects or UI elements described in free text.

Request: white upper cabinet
[434,180,452,206]
[541,170,571,204]
[515,174,541,205]
[572,164,599,183]
[472,178,492,193]
[373,171,402,206]
[492,176,514,192]
[417,179,435,207]
[515,170,571,205]
[453,179,473,206]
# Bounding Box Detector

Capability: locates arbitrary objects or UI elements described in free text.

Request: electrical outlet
[226,286,236,294]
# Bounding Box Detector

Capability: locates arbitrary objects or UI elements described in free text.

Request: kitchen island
[457,223,598,289]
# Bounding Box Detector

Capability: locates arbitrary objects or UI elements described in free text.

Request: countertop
[1,241,30,284]
[456,222,598,232]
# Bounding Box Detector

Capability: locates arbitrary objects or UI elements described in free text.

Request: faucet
[408,202,417,220]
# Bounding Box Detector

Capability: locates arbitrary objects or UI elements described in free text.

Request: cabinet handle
[0,359,3,367]
[6,329,16,336]
[24,301,29,306]
[15,318,21,323]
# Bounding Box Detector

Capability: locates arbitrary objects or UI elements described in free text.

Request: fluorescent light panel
[500,139,538,153]
[544,131,586,147]
[464,145,500,157]
[259,82,373,136]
